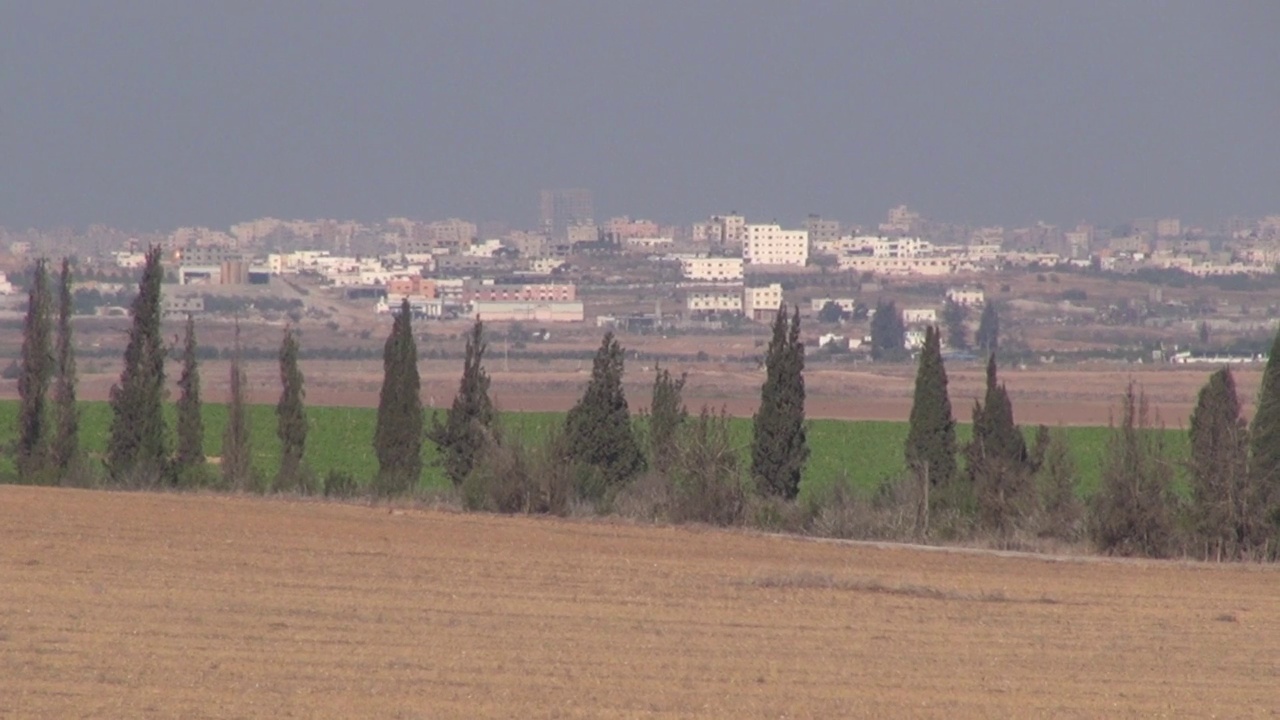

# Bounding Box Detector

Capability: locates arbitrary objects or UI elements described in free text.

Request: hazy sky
[2,2,1277,231]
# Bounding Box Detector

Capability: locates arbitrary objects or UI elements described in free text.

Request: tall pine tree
[750,305,808,500]
[174,315,206,484]
[51,257,80,479]
[373,300,424,495]
[276,326,308,493]
[1247,328,1280,550]
[1188,368,1254,558]
[17,258,54,482]
[904,326,957,491]
[222,322,253,491]
[870,300,906,361]
[975,302,1000,353]
[966,353,1033,534]
[427,318,496,487]
[647,365,688,476]
[563,331,645,499]
[106,246,168,486]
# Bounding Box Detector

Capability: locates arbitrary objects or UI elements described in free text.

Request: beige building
[945,287,985,307]
[743,224,808,266]
[685,288,743,314]
[471,300,585,323]
[743,283,783,320]
[902,308,937,325]
[681,257,744,282]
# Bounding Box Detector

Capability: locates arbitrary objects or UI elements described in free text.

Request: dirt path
[2,487,1276,718]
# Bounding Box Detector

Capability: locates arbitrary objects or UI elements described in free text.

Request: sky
[2,1,1278,231]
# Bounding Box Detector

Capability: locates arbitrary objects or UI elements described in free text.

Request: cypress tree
[563,331,645,498]
[904,326,957,491]
[276,326,308,493]
[966,353,1033,534]
[870,300,905,361]
[222,322,253,492]
[1247,328,1280,550]
[942,299,969,351]
[427,318,496,487]
[51,258,81,480]
[174,315,206,484]
[750,305,808,500]
[975,302,1000,353]
[1188,368,1253,558]
[106,246,168,486]
[1089,382,1176,557]
[647,365,688,476]
[373,300,424,495]
[17,258,54,482]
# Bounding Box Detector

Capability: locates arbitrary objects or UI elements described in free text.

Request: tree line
[6,249,1280,561]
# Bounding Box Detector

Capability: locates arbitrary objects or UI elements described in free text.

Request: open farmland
[0,401,1185,496]
[2,486,1277,718]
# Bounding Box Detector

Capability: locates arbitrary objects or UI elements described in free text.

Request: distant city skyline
[2,3,1277,231]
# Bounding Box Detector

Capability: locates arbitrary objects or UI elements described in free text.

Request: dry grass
[2,486,1278,718]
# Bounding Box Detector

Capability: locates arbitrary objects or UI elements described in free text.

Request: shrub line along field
[0,400,1184,497]
[2,486,1276,718]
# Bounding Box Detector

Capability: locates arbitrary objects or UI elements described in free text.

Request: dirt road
[2,487,1276,718]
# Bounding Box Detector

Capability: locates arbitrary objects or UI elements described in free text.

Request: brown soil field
[3,360,1260,426]
[3,487,1277,718]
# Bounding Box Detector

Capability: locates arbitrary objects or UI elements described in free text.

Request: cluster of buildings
[9,194,1280,330]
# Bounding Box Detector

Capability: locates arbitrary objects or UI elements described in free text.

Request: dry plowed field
[3,487,1277,718]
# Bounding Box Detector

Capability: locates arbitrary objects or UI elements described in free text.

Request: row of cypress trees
[11,249,309,492]
[15,250,1275,560]
[15,258,79,484]
[903,320,1280,559]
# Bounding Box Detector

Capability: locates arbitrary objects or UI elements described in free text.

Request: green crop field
[0,400,1187,495]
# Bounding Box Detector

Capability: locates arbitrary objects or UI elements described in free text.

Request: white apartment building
[810,297,858,313]
[622,236,673,251]
[685,288,744,314]
[681,257,744,282]
[946,287,985,307]
[743,283,784,320]
[743,224,809,266]
[902,308,937,325]
[838,255,974,276]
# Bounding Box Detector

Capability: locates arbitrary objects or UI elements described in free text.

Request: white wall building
[902,308,937,325]
[743,224,809,266]
[685,288,743,314]
[946,287,985,307]
[742,283,783,320]
[681,257,744,282]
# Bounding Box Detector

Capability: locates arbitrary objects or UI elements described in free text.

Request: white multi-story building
[681,257,744,282]
[810,297,859,313]
[902,308,937,325]
[946,287,985,307]
[742,283,783,320]
[743,224,808,266]
[685,288,743,314]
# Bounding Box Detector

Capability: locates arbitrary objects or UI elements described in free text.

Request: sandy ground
[4,360,1261,427]
[2,486,1277,718]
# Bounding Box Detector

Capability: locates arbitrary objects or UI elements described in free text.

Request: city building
[680,257,744,282]
[685,288,743,314]
[902,308,937,325]
[805,214,841,247]
[471,300,585,323]
[539,188,594,239]
[945,287,985,307]
[465,282,577,303]
[742,283,784,320]
[742,224,809,266]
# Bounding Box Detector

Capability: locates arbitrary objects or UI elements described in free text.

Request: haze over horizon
[2,2,1277,232]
